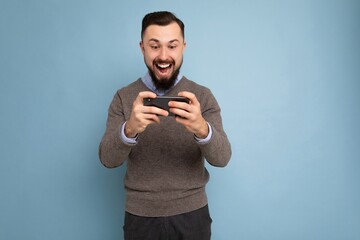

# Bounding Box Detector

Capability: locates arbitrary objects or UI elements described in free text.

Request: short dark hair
[141,11,185,40]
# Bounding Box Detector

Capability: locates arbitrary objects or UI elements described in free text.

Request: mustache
[153,59,175,65]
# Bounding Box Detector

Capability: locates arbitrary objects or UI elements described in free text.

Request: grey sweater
[99,77,231,217]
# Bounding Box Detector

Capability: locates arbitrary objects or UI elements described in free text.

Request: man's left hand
[168,91,209,138]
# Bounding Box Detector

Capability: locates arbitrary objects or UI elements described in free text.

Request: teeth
[157,63,171,68]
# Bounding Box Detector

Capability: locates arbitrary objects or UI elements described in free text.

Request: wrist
[194,121,209,139]
[124,122,138,138]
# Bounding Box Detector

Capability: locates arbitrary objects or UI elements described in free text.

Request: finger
[178,91,199,106]
[142,113,162,124]
[169,107,191,119]
[168,100,190,112]
[143,106,169,117]
[136,91,157,104]
[139,91,157,98]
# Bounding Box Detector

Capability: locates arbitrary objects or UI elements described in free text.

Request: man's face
[140,22,186,90]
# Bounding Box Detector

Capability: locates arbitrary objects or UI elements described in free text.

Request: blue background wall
[1,0,359,239]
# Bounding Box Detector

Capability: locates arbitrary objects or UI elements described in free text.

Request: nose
[158,47,169,60]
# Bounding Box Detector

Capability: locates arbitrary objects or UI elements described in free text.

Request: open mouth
[155,63,173,74]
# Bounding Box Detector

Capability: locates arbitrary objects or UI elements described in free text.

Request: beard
[146,59,183,91]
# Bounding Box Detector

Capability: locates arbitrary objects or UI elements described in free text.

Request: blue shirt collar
[141,72,183,96]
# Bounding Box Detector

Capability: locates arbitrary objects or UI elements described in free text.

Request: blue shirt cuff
[120,122,138,144]
[194,122,212,143]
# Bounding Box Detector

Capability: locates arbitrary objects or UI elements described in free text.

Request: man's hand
[125,91,169,138]
[168,91,209,138]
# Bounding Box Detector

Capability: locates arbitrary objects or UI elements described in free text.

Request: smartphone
[143,96,189,116]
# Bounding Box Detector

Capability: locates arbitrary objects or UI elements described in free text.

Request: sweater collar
[141,72,183,96]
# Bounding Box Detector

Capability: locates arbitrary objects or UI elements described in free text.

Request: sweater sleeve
[98,91,134,168]
[197,89,232,167]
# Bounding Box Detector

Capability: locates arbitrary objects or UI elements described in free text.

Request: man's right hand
[124,91,169,138]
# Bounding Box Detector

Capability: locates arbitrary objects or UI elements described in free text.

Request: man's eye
[169,45,177,49]
[151,45,159,50]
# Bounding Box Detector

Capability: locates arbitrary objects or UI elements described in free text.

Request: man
[99,11,231,240]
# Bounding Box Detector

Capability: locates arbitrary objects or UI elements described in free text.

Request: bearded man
[99,11,231,240]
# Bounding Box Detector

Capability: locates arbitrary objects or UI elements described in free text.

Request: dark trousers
[123,205,212,240]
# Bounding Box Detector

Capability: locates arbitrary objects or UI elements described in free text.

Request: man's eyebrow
[169,39,180,44]
[148,38,160,43]
[148,38,180,43]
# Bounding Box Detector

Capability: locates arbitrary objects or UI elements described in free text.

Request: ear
[182,41,187,53]
[140,41,145,55]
